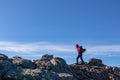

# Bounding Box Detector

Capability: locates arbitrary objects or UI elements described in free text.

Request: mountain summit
[0,53,120,80]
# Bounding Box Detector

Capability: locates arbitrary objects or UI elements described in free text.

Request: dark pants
[76,53,84,64]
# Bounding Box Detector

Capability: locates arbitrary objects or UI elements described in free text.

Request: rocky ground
[0,53,120,80]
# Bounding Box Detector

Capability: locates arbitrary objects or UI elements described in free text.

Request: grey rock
[22,68,59,80]
[112,66,120,73]
[58,73,74,80]
[34,54,72,74]
[105,66,113,72]
[34,58,54,70]
[41,54,53,60]
[50,57,72,74]
[21,59,35,69]
[0,61,13,71]
[87,58,104,66]
[4,67,22,80]
[11,56,23,65]
[0,53,8,62]
[11,56,35,69]
[22,69,41,76]
[0,61,15,79]
[33,54,54,70]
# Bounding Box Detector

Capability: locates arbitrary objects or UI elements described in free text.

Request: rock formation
[0,53,120,80]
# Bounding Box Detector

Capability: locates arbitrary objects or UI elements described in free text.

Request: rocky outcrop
[11,56,36,69]
[0,53,9,62]
[0,54,74,80]
[70,60,120,80]
[33,54,72,74]
[87,58,105,66]
[0,53,120,80]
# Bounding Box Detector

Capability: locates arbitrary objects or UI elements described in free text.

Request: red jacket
[76,47,82,54]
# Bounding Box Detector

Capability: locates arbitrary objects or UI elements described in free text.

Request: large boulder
[11,56,35,69]
[50,57,72,74]
[0,61,13,73]
[33,54,54,70]
[0,53,8,62]
[87,58,104,66]
[34,54,72,74]
[41,54,53,60]
[0,61,19,80]
[3,67,22,80]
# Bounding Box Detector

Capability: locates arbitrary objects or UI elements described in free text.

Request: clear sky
[0,0,120,66]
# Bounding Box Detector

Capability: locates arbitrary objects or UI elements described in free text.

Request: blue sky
[0,0,120,66]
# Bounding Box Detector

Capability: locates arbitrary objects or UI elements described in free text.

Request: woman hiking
[76,44,86,64]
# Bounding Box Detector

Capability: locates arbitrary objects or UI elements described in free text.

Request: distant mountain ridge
[0,53,120,80]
